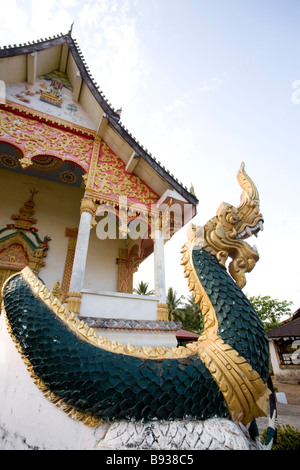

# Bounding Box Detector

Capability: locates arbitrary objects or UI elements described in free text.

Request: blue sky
[1,0,299,312]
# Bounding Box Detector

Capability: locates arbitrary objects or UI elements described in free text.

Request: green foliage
[247,295,293,331]
[166,289,204,334]
[133,281,154,296]
[179,294,204,334]
[135,283,204,334]
[166,287,184,322]
[261,424,300,450]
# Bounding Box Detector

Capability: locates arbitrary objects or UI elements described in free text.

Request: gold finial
[237,162,259,208]
[11,189,38,230]
[190,183,196,196]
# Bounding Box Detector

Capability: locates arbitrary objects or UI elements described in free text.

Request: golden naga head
[188,162,264,288]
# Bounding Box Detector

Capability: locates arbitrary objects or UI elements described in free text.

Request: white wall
[93,328,178,348]
[0,169,136,296]
[0,169,83,290]
[83,230,127,293]
[81,290,159,320]
[269,339,300,384]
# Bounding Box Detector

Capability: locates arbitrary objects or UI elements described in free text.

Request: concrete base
[80,317,182,348]
[80,290,159,320]
[79,291,180,347]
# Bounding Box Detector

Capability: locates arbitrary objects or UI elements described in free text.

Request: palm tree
[166,287,184,322]
[133,280,154,296]
[180,294,204,334]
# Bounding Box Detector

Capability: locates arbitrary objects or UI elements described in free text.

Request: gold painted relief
[60,228,78,301]
[0,108,93,170]
[91,141,158,205]
[0,190,50,296]
[18,266,193,360]
[181,224,270,425]
[117,248,134,294]
[198,162,264,288]
[2,100,96,137]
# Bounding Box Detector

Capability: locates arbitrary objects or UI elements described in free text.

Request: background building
[0,31,198,347]
[268,309,300,384]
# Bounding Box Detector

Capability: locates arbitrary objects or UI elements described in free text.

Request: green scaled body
[2,246,269,423]
[192,248,269,382]
[3,273,228,422]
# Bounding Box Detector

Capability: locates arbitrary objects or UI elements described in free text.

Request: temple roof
[267,310,300,339]
[0,31,198,209]
[176,329,199,342]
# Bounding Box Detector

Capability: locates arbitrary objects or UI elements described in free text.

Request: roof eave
[0,34,69,58]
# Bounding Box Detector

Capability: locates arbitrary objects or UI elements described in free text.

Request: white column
[269,340,281,376]
[69,210,92,293]
[154,229,166,304]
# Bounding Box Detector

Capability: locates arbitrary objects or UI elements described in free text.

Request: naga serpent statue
[0,163,276,450]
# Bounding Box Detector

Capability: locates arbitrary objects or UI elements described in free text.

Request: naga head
[188,162,264,288]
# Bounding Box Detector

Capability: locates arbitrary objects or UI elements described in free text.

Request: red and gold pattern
[89,141,159,207]
[0,108,93,172]
[0,243,29,269]
[61,229,78,301]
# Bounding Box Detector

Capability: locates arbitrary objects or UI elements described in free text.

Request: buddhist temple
[0,30,277,451]
[0,30,198,348]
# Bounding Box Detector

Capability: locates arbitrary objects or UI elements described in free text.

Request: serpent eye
[226,213,238,224]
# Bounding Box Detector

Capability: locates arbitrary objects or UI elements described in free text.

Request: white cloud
[151,99,184,121]
[31,0,73,36]
[76,2,145,111]
[198,77,223,91]
[0,0,30,45]
[60,0,79,7]
[183,77,223,98]
[77,2,103,28]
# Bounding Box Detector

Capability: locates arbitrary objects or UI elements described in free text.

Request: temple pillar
[66,198,96,314]
[60,228,78,301]
[154,229,168,321]
[117,248,134,294]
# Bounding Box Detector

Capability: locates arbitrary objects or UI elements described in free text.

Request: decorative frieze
[80,197,97,216]
[79,316,181,331]
[117,248,134,294]
[60,228,78,300]
[66,291,82,314]
[157,303,169,322]
[0,108,93,172]
[0,189,51,298]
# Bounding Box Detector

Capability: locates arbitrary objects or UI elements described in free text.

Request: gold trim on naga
[17,267,194,360]
[181,227,270,425]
